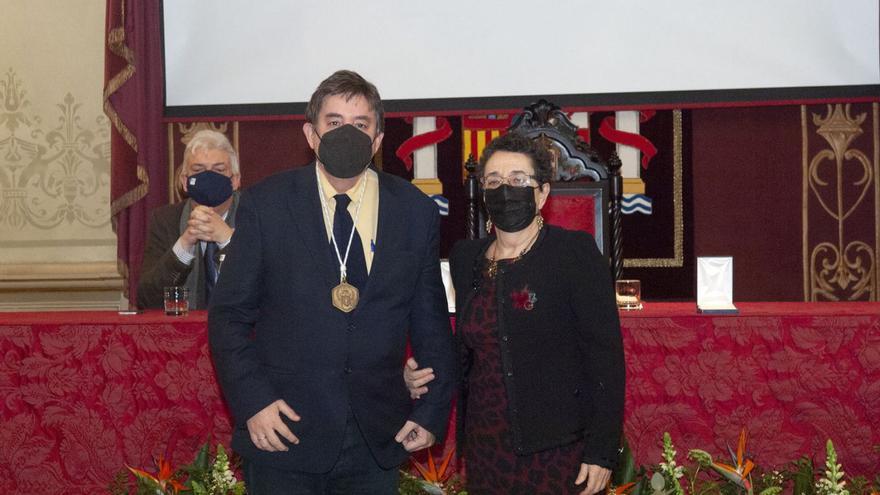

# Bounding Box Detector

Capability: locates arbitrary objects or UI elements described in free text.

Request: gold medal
[316,167,369,314]
[331,280,359,313]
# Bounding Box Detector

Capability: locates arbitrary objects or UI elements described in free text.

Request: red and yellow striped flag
[461,115,512,178]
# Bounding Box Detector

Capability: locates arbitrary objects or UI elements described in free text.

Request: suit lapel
[285,163,338,289]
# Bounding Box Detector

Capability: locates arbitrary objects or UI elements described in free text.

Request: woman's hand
[574,463,611,495]
[403,357,435,399]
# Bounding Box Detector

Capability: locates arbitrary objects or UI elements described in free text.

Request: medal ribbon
[316,166,369,282]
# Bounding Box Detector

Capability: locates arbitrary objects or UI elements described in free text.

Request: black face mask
[316,124,375,179]
[186,170,233,207]
[484,185,537,233]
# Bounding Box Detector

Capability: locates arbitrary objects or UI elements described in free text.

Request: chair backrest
[464,99,623,279]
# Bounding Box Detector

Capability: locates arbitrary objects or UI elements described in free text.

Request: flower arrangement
[110,432,879,495]
[611,430,880,495]
[109,443,246,495]
[399,446,467,495]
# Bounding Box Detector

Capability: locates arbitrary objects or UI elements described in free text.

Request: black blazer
[208,164,455,472]
[449,225,625,469]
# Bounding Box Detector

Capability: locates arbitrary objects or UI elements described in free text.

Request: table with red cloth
[1,303,878,493]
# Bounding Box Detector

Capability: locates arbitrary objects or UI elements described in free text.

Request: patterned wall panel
[0,2,120,309]
[803,103,878,301]
[0,70,110,236]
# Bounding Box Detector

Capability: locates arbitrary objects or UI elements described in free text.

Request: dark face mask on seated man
[317,124,375,179]
[187,170,234,207]
[484,184,537,233]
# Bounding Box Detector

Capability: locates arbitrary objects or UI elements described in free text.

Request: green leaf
[614,436,640,486]
[758,487,783,495]
[651,472,667,493]
[791,456,815,495]
[191,480,207,495]
[192,443,210,472]
[688,449,714,468]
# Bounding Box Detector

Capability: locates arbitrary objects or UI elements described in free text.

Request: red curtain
[104,0,168,307]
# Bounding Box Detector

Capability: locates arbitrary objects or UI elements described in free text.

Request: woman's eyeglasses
[480,172,537,189]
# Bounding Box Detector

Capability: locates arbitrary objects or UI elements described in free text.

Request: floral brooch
[511,286,537,311]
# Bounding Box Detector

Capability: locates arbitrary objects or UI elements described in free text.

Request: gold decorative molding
[623,109,684,268]
[803,103,877,301]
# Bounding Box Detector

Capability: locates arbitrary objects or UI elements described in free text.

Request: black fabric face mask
[317,124,375,179]
[484,184,537,233]
[186,170,233,207]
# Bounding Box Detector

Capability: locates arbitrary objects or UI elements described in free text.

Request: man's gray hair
[182,129,239,175]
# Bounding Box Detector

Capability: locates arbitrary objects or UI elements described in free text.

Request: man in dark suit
[208,70,456,494]
[137,129,240,309]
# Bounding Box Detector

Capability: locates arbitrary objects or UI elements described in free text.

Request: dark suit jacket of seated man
[208,71,456,483]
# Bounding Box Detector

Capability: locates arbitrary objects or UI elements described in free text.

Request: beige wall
[0,2,123,310]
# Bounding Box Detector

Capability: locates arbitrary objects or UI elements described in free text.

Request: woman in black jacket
[408,132,625,494]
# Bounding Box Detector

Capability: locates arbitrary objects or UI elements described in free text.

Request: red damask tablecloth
[0,303,878,493]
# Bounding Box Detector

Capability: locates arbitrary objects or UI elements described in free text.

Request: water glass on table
[163,286,189,316]
[615,279,643,310]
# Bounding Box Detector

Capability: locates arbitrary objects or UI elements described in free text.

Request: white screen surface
[163,0,879,115]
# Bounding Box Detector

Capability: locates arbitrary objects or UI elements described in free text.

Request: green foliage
[398,470,467,495]
[614,437,650,495]
[117,443,246,495]
[659,432,686,495]
[816,440,849,495]
[791,456,816,495]
[615,434,879,495]
[108,470,131,495]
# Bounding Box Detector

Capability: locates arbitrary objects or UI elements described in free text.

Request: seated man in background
[137,129,241,309]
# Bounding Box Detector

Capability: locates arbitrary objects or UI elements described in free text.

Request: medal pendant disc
[331,282,359,313]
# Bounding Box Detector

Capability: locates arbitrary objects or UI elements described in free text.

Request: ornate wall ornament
[804,103,876,301]
[0,70,110,231]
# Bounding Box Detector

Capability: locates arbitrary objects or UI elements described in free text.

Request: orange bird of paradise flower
[608,481,637,494]
[413,446,456,486]
[127,456,186,494]
[712,428,755,492]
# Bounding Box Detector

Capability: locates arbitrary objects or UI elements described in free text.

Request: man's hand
[574,463,611,495]
[394,420,435,452]
[403,357,435,400]
[188,205,234,244]
[246,399,301,452]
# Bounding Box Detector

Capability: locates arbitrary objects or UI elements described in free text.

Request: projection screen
[162,0,879,117]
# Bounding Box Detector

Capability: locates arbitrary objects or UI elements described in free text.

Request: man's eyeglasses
[480,173,538,189]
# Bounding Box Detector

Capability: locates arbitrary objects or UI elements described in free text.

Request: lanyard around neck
[316,166,368,282]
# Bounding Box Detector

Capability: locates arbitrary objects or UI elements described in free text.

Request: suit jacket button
[506,371,513,377]
[344,367,352,374]
[347,323,355,332]
[501,335,509,342]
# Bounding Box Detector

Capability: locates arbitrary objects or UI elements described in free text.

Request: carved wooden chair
[464,99,623,279]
